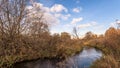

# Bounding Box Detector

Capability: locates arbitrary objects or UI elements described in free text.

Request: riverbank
[83,40,120,68]
[0,36,83,68]
[82,28,120,68]
[13,48,102,68]
[90,44,120,68]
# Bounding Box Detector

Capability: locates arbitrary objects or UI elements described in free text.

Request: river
[14,48,102,68]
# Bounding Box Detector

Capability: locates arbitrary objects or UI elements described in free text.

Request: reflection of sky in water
[14,48,102,68]
[64,48,102,68]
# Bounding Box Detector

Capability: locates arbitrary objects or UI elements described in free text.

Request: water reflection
[59,48,102,68]
[14,59,57,68]
[14,48,102,68]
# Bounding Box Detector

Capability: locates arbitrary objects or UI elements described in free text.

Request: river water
[14,48,102,68]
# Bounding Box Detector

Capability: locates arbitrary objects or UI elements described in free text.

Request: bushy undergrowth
[0,32,83,68]
[87,27,120,68]
[91,55,119,68]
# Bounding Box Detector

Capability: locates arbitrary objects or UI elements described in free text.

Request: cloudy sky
[30,0,120,35]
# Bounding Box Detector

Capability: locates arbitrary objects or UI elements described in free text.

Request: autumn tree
[105,27,120,52]
[52,33,60,42]
[105,27,117,39]
[61,32,71,41]
[84,31,97,40]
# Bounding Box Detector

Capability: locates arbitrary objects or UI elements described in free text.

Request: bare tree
[25,2,49,38]
[0,0,49,42]
[72,27,79,39]
[0,0,27,40]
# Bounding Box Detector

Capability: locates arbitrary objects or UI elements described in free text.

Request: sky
[29,0,120,36]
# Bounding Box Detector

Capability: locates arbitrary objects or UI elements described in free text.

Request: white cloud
[26,1,73,34]
[50,4,68,13]
[73,7,82,13]
[26,2,60,25]
[54,14,71,20]
[73,8,80,13]
[71,17,83,24]
[33,2,43,8]
[117,20,120,24]
[26,2,71,24]
[78,21,97,28]
[110,22,116,27]
[43,13,60,25]
[26,2,70,25]
[62,14,71,20]
[78,23,91,28]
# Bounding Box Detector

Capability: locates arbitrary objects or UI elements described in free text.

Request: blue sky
[35,0,120,35]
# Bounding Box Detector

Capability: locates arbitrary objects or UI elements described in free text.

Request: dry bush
[91,55,119,68]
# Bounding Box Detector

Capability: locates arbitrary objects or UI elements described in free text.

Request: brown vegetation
[0,0,120,68]
[86,27,120,68]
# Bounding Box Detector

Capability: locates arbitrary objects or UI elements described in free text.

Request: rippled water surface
[14,48,102,68]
